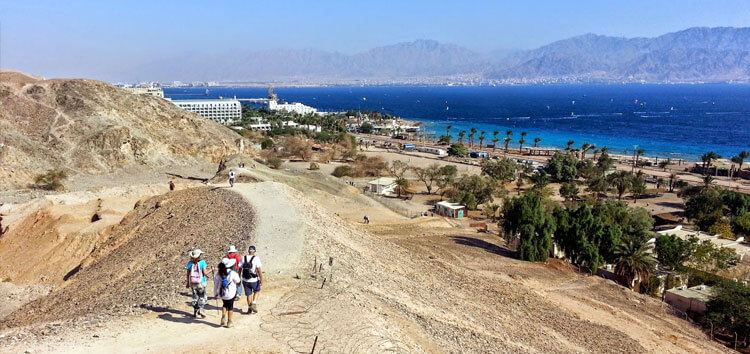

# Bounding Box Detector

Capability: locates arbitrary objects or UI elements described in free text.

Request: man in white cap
[185,249,211,318]
[239,245,264,314]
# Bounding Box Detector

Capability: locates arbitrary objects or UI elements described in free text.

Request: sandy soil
[0,161,732,353]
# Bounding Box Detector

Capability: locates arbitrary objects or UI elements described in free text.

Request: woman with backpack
[213,257,241,327]
[185,249,211,318]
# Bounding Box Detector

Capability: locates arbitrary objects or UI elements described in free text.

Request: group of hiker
[186,245,264,328]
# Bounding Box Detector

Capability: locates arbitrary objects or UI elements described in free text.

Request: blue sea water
[164,85,750,161]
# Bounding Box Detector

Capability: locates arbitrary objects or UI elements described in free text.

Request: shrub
[732,212,750,236]
[260,138,274,150]
[266,157,283,169]
[708,221,734,240]
[309,162,320,170]
[32,169,67,190]
[639,275,662,297]
[447,143,468,157]
[332,165,355,178]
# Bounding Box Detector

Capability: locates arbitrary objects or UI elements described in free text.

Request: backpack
[220,270,232,297]
[189,262,203,284]
[242,255,257,279]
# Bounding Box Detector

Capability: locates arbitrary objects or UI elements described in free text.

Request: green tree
[518,131,527,152]
[412,164,440,194]
[447,143,468,157]
[388,160,410,179]
[559,182,580,201]
[613,237,657,289]
[565,140,575,152]
[436,165,458,199]
[452,175,497,209]
[554,204,614,272]
[492,131,500,151]
[655,234,696,270]
[581,143,593,160]
[705,280,750,341]
[478,131,486,148]
[394,177,410,198]
[545,151,578,182]
[445,125,452,142]
[533,137,541,147]
[689,236,740,272]
[608,171,632,201]
[469,127,477,147]
[503,192,556,262]
[684,188,724,230]
[630,172,647,203]
[458,130,466,145]
[732,212,750,236]
[359,122,374,134]
[480,158,517,183]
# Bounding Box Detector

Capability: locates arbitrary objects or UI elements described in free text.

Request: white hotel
[171,99,241,125]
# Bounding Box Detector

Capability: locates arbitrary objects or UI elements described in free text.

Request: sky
[2,0,750,81]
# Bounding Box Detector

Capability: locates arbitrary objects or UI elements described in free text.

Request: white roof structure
[665,284,713,302]
[368,177,397,186]
[658,225,750,263]
[436,201,465,210]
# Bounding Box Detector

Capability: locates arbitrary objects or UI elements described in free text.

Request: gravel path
[230,182,304,273]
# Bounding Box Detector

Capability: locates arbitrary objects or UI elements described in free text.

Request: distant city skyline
[2,0,750,81]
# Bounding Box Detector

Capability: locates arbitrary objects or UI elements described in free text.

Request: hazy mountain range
[125,27,750,84]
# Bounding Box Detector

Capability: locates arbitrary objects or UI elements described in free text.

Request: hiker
[185,249,211,318]
[228,170,236,187]
[363,215,370,224]
[239,245,264,314]
[169,180,175,191]
[226,245,243,298]
[213,257,241,327]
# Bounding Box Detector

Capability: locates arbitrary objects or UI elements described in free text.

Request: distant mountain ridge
[125,27,750,83]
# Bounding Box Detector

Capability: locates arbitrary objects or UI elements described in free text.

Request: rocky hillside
[0,71,245,190]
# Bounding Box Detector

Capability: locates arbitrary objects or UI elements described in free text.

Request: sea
[164,85,750,161]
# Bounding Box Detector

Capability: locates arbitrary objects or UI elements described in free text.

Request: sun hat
[222,257,236,268]
[189,249,204,259]
[248,245,256,252]
[227,245,238,253]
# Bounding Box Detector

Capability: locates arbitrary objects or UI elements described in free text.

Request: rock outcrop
[0,71,245,190]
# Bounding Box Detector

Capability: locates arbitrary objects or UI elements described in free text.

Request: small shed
[367,177,397,195]
[664,285,713,314]
[435,201,466,218]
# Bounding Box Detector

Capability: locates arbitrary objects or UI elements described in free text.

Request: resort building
[171,99,242,125]
[248,123,272,131]
[367,177,397,195]
[268,100,318,115]
[664,285,713,314]
[122,87,165,98]
[658,225,750,264]
[435,201,466,218]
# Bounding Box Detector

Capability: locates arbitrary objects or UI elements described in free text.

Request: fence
[364,191,421,218]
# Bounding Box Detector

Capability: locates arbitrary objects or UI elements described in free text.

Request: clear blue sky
[2,0,750,79]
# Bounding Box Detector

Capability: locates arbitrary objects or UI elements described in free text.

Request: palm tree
[478,131,486,149]
[581,143,594,160]
[565,140,575,152]
[613,238,657,289]
[632,149,645,173]
[668,173,677,192]
[731,151,749,179]
[533,137,541,147]
[700,151,721,175]
[518,132,527,153]
[703,175,716,189]
[395,177,409,198]
[504,130,513,152]
[445,125,453,143]
[609,171,632,201]
[458,130,466,145]
[592,148,600,161]
[469,128,477,147]
[492,131,500,151]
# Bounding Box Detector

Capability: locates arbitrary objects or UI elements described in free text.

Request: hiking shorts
[243,281,261,295]
[222,298,235,311]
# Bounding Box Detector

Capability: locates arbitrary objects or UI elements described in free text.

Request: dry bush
[32,169,67,190]
[283,135,314,161]
[355,155,387,177]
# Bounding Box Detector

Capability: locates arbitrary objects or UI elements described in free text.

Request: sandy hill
[0,71,245,190]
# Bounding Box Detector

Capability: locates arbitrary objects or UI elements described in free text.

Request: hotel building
[171,99,242,125]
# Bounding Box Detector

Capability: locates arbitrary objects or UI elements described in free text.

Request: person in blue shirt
[185,249,211,318]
